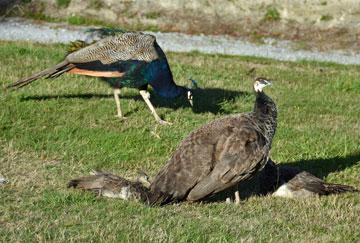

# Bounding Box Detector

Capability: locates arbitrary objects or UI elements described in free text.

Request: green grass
[56,0,71,8]
[0,41,360,241]
[320,15,333,22]
[264,6,281,22]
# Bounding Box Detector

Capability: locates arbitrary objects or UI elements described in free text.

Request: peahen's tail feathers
[68,171,170,206]
[323,183,358,195]
[7,60,74,89]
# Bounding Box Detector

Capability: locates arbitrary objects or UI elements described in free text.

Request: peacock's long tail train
[67,171,171,206]
[7,60,74,89]
[8,29,125,90]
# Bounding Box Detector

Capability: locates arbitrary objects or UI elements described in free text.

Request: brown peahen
[259,159,358,198]
[68,77,278,205]
[7,31,195,125]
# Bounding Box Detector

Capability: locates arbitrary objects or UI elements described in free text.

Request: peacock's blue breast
[103,59,184,98]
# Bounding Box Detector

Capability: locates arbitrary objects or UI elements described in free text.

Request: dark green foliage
[67,40,88,54]
[264,6,281,22]
[85,27,127,36]
[67,15,109,26]
[145,11,161,19]
[320,15,333,21]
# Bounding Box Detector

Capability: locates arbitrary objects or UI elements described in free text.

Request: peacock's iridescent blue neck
[144,59,186,98]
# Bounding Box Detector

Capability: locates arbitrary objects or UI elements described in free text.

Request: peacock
[68,77,278,205]
[7,30,195,125]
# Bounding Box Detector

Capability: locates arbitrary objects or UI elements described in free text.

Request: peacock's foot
[115,114,127,120]
[157,119,172,125]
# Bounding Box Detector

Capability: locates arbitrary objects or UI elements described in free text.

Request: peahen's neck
[253,91,277,141]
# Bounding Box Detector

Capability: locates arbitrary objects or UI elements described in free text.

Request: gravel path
[1,18,359,65]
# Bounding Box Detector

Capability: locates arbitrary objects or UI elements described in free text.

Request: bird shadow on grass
[153,88,250,114]
[280,152,360,179]
[20,88,250,115]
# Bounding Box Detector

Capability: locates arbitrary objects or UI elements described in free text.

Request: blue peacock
[7,29,197,124]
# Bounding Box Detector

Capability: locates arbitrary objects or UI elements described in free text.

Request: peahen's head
[253,77,277,137]
[254,77,272,93]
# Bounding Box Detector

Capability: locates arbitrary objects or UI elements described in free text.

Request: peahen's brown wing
[66,32,160,64]
[150,115,268,202]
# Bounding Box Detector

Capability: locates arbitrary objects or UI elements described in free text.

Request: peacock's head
[254,77,272,92]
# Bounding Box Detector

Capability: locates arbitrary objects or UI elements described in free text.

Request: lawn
[0,41,359,242]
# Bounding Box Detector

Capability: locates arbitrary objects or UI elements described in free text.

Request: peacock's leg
[139,90,172,125]
[113,88,125,119]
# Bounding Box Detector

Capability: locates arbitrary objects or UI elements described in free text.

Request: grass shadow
[153,87,250,114]
[20,87,250,115]
[281,152,360,179]
[21,93,114,100]
[193,88,250,114]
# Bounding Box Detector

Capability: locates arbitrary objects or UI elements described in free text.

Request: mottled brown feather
[150,114,271,203]
[66,32,160,64]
